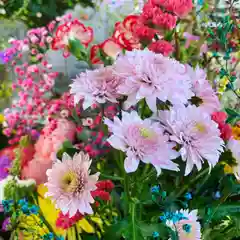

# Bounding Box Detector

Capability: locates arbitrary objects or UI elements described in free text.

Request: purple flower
[0,49,13,64]
[2,217,11,231]
[0,156,11,180]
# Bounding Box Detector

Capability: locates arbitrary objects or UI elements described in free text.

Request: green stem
[131,202,137,240]
[176,168,209,198]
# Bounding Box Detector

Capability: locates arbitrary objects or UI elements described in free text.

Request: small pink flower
[105,111,179,175]
[183,32,200,48]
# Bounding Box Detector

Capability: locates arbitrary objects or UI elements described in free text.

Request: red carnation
[149,40,174,55]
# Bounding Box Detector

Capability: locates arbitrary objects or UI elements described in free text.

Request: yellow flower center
[194,123,206,133]
[61,171,78,193]
[140,127,154,138]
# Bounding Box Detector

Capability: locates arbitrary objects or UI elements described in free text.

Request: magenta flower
[0,156,11,180]
[105,111,179,175]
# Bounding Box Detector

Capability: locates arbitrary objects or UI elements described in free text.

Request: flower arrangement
[0,0,240,239]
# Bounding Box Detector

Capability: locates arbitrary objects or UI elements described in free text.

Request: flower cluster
[0,1,239,240]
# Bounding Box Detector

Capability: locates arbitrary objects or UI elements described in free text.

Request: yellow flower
[0,114,4,124]
[232,126,240,140]
[224,164,234,174]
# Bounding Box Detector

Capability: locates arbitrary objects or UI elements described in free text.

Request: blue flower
[214,191,221,199]
[42,233,54,240]
[152,231,160,238]
[182,224,192,233]
[2,200,13,213]
[18,199,28,206]
[184,192,192,200]
[30,205,39,214]
[56,236,64,240]
[151,185,160,193]
[21,205,30,215]
[159,215,166,222]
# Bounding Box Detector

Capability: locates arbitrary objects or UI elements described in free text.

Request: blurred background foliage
[1,0,93,27]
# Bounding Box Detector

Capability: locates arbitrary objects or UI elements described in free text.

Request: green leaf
[69,39,87,60]
[225,108,239,117]
[104,220,129,240]
[138,222,168,237]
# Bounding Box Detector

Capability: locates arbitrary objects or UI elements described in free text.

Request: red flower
[211,111,232,141]
[52,19,93,57]
[153,0,193,17]
[96,180,115,191]
[56,211,83,230]
[91,190,111,201]
[148,40,174,55]
[90,39,122,64]
[113,15,141,51]
[218,123,232,141]
[152,9,177,30]
[135,23,157,41]
[211,111,227,124]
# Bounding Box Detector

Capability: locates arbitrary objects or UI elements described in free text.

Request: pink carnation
[153,0,193,17]
[148,40,174,56]
[22,119,76,184]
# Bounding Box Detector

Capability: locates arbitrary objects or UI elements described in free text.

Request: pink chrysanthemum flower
[187,66,221,114]
[227,138,240,180]
[157,105,224,175]
[70,66,122,109]
[104,111,179,175]
[45,152,99,217]
[114,50,193,111]
[166,209,201,240]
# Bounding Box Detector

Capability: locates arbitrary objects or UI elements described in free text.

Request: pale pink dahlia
[70,66,122,109]
[105,111,179,175]
[187,66,220,114]
[114,50,193,112]
[45,152,99,217]
[166,209,201,240]
[157,105,224,175]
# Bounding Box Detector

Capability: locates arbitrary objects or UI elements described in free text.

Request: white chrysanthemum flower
[70,66,122,109]
[105,111,179,175]
[114,50,194,112]
[45,152,99,217]
[156,105,224,175]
